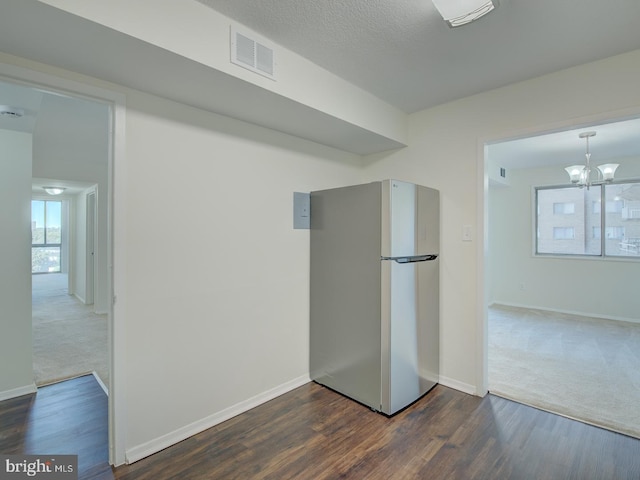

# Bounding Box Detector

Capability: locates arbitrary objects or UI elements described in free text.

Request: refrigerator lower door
[381,256,439,415]
[383,260,420,414]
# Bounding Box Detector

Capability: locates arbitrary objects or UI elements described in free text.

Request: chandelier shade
[596,163,619,181]
[565,165,586,184]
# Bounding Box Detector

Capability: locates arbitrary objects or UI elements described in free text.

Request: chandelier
[564,131,618,189]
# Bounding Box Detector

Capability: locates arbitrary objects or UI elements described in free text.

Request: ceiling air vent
[230,26,276,80]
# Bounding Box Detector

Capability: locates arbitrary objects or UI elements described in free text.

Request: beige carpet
[489,304,640,439]
[32,273,109,389]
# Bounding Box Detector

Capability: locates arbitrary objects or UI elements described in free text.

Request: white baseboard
[438,376,477,396]
[125,374,311,465]
[0,383,37,401]
[491,301,640,325]
[92,371,109,396]
[73,293,86,304]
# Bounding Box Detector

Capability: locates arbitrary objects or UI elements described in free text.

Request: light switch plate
[462,224,472,241]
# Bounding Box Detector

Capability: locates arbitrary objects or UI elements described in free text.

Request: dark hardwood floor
[0,374,112,479]
[2,376,640,479]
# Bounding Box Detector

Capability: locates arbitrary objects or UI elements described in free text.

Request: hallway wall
[0,129,34,398]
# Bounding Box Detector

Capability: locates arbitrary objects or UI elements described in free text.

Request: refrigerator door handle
[381,254,438,263]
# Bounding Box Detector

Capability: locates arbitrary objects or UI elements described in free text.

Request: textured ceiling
[196,0,640,113]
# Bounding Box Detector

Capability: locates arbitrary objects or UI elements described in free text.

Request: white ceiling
[0,79,100,196]
[488,117,640,171]
[196,0,640,114]
[0,82,43,133]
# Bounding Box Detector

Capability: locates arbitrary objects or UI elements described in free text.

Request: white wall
[121,91,363,453]
[490,157,640,322]
[0,130,35,398]
[363,49,640,393]
[32,94,110,312]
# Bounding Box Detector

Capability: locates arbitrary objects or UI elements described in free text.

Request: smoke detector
[0,105,25,118]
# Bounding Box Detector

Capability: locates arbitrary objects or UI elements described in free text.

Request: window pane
[32,200,45,244]
[32,246,61,273]
[537,187,601,255]
[605,182,640,257]
[45,201,62,244]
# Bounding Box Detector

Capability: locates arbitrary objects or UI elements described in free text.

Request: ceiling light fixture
[43,186,66,195]
[564,131,618,190]
[0,105,25,118]
[431,0,497,27]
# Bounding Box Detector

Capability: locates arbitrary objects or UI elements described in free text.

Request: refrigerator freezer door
[416,183,440,257]
[382,180,417,258]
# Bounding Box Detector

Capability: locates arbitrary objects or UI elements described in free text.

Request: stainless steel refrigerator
[310,179,439,415]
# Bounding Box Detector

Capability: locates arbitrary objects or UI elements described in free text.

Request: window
[592,200,623,214]
[593,226,625,239]
[553,202,575,214]
[553,227,575,239]
[606,226,625,239]
[536,181,640,258]
[32,200,62,273]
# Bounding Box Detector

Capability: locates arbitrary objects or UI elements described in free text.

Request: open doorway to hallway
[0,74,111,438]
[0,60,125,465]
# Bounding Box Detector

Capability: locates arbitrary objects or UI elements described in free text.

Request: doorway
[0,62,125,464]
[483,115,640,439]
